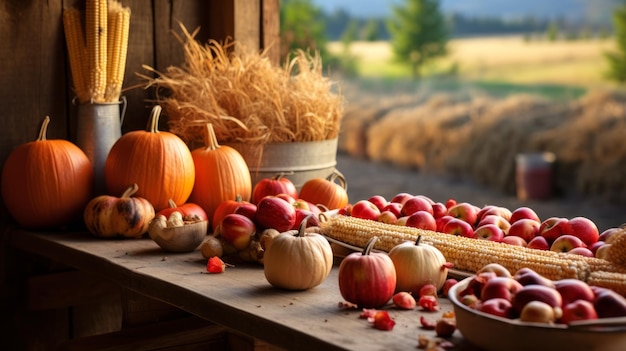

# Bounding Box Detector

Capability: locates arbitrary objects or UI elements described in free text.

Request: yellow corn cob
[105,2,130,102]
[86,0,108,102]
[587,271,626,296]
[62,8,90,103]
[319,215,591,281]
[606,232,626,266]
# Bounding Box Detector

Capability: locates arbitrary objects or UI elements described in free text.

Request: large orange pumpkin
[104,105,195,211]
[189,123,251,231]
[1,116,93,229]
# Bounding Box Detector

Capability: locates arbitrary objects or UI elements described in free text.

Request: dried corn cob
[606,231,626,266]
[319,215,591,281]
[86,0,108,102]
[105,2,130,102]
[587,271,626,296]
[62,7,90,103]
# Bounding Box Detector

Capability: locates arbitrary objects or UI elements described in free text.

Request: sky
[312,0,615,24]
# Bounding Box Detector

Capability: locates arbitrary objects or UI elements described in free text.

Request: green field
[328,35,620,100]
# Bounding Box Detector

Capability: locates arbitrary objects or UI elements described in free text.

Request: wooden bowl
[149,220,208,253]
[448,276,626,351]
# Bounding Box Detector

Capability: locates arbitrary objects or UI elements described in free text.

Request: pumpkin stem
[148,105,162,133]
[415,235,422,246]
[121,183,139,198]
[168,199,177,208]
[273,171,294,180]
[37,116,51,141]
[362,236,378,256]
[296,214,314,237]
[204,123,220,151]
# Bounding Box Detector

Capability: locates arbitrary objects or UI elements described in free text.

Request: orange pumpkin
[1,116,93,229]
[189,123,252,231]
[298,170,349,210]
[104,105,195,211]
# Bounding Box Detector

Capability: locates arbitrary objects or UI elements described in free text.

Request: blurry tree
[546,21,560,41]
[342,20,359,45]
[363,19,381,41]
[605,2,626,83]
[279,0,329,63]
[387,0,448,78]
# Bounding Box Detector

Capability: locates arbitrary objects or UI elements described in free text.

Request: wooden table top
[9,228,479,351]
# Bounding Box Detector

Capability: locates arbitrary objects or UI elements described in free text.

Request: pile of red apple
[456,263,626,325]
[340,192,615,259]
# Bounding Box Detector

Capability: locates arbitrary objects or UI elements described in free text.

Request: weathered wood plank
[9,229,473,351]
[261,0,281,65]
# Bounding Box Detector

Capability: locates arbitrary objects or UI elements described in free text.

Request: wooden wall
[0,1,279,349]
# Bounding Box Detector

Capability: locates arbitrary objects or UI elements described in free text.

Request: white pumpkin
[388,236,449,295]
[263,218,333,290]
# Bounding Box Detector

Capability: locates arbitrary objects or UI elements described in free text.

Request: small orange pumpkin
[1,116,93,229]
[104,105,195,211]
[298,170,349,210]
[189,123,252,231]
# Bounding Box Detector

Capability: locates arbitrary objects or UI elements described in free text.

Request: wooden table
[8,229,477,351]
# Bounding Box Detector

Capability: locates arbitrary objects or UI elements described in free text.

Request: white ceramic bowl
[448,276,626,351]
[149,220,208,253]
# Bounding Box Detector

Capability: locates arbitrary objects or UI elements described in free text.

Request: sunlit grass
[328,36,618,92]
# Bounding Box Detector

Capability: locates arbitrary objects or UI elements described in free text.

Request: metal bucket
[226,138,338,190]
[515,152,556,201]
[75,97,126,195]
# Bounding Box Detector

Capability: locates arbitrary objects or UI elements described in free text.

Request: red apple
[481,276,524,302]
[396,216,409,226]
[527,236,550,250]
[291,208,320,230]
[599,227,620,242]
[501,235,527,247]
[509,206,540,224]
[568,216,599,247]
[390,192,413,205]
[507,218,540,243]
[431,202,448,219]
[520,300,560,323]
[589,240,605,255]
[212,197,255,230]
[368,195,388,211]
[477,205,513,222]
[560,300,598,324]
[381,202,403,218]
[550,234,586,253]
[513,267,555,288]
[401,196,433,216]
[475,224,505,242]
[447,202,479,226]
[460,272,497,299]
[554,278,595,305]
[595,243,611,259]
[220,213,256,251]
[512,284,563,314]
[568,246,595,257]
[378,210,398,225]
[436,215,455,232]
[442,278,458,298]
[593,288,626,318]
[445,198,457,209]
[442,218,475,238]
[539,217,572,243]
[477,214,511,234]
[252,175,297,204]
[477,263,512,278]
[275,193,296,205]
[254,196,296,232]
[405,211,437,231]
[351,200,382,221]
[233,202,258,221]
[479,298,514,318]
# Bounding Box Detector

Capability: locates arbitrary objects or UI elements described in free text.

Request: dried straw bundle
[141,25,343,147]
